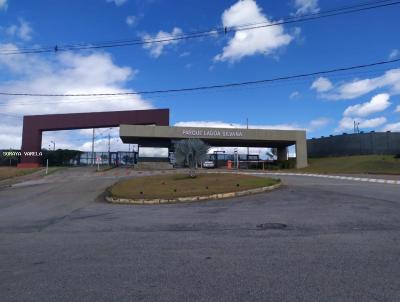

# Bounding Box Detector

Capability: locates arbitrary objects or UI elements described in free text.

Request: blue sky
[0,0,399,155]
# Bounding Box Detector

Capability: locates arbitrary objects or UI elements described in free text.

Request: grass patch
[110,173,279,200]
[294,155,400,174]
[0,167,40,181]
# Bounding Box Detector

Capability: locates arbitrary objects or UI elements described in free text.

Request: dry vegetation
[0,167,39,181]
[110,173,279,199]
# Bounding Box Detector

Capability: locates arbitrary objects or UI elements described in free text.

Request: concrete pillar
[295,139,308,169]
[277,147,288,161]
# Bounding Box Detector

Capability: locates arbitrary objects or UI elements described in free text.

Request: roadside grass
[294,155,400,174]
[0,167,40,181]
[0,166,69,182]
[110,173,279,200]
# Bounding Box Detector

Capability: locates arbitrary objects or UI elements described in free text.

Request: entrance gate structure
[18,109,169,168]
[119,125,308,169]
[17,108,308,169]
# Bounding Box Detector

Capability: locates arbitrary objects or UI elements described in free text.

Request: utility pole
[91,128,95,166]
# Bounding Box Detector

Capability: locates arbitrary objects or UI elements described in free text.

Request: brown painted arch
[18,109,169,168]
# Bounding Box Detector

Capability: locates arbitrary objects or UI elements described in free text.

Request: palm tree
[174,139,210,177]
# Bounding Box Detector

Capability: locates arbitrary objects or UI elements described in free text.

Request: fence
[307,131,400,157]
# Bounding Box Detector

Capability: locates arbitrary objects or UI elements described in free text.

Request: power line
[0,57,398,98]
[0,0,398,55]
[0,66,391,107]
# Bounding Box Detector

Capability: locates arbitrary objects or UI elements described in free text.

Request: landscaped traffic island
[107,173,280,204]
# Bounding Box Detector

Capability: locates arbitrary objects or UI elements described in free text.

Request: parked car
[203,160,215,168]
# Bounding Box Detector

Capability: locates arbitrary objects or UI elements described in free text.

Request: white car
[203,161,215,168]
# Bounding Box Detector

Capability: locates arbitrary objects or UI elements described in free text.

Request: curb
[106,182,281,205]
[222,171,400,185]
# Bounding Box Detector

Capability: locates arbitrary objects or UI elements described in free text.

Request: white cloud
[174,120,303,130]
[214,0,293,63]
[289,91,300,99]
[343,93,391,117]
[310,77,333,92]
[383,122,400,132]
[0,43,51,74]
[395,105,400,112]
[142,27,183,58]
[309,117,330,130]
[321,68,400,100]
[336,117,387,132]
[0,0,7,10]
[180,51,190,57]
[126,15,137,27]
[389,49,399,59]
[106,0,127,6]
[4,18,33,41]
[0,120,23,149]
[0,44,152,114]
[293,0,319,16]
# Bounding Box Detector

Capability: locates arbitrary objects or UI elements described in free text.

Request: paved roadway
[1,167,400,302]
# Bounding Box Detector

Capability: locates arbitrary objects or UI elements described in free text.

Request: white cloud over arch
[214,0,293,63]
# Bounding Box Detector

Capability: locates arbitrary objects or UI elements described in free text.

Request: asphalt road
[1,167,400,302]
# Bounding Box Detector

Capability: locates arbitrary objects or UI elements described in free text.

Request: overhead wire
[0,57,398,99]
[0,0,398,55]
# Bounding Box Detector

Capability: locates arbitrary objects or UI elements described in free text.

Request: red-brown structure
[18,109,169,168]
